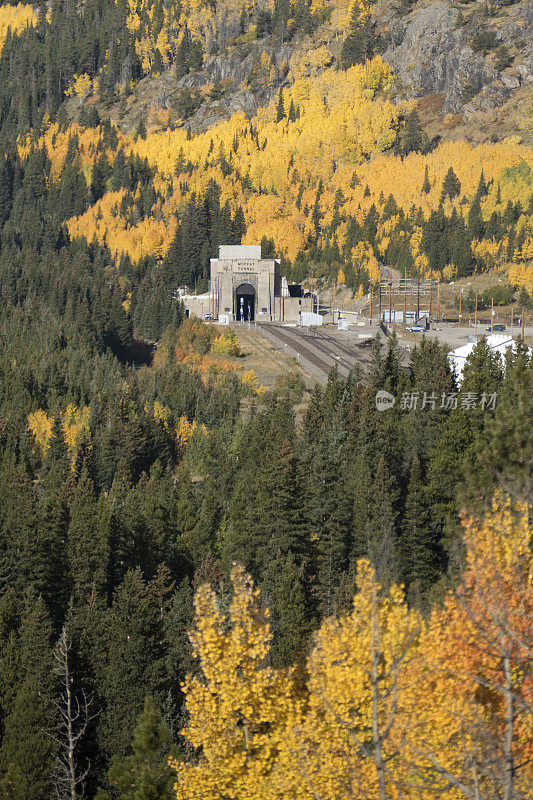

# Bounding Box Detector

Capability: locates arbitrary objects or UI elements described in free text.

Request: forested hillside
[0,0,532,798]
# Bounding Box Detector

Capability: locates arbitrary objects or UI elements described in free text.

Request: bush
[461,81,478,103]
[211,329,240,356]
[495,46,513,71]
[470,30,498,55]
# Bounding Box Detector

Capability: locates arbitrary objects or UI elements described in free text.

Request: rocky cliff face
[381,0,532,117]
[103,0,533,141]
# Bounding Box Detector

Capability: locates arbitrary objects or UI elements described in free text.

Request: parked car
[485,324,506,332]
[407,325,426,332]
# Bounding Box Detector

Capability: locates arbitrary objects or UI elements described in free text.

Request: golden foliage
[211,328,240,356]
[173,494,532,800]
[241,368,266,396]
[280,559,422,800]
[24,45,533,282]
[508,262,533,293]
[28,405,91,461]
[406,494,533,799]
[27,409,53,457]
[0,3,35,54]
[175,416,207,448]
[61,404,90,459]
[66,73,93,98]
[170,565,297,800]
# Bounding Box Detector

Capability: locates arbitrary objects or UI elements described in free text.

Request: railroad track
[257,324,373,382]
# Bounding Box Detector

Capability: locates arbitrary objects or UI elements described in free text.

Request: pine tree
[421,164,431,194]
[395,110,430,156]
[0,596,55,800]
[106,696,174,799]
[40,415,70,493]
[98,570,169,761]
[67,466,110,604]
[366,457,398,587]
[0,154,14,226]
[440,167,461,202]
[275,88,285,123]
[262,552,315,666]
[341,8,375,67]
[185,478,220,568]
[231,205,246,244]
[475,168,488,198]
[273,0,290,40]
[400,457,437,601]
[288,99,297,122]
[468,193,485,239]
[90,153,110,203]
[306,427,352,617]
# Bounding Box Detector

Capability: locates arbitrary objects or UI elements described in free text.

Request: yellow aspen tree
[407,494,532,800]
[175,416,196,449]
[170,565,297,800]
[61,404,90,459]
[28,409,53,457]
[0,3,36,53]
[280,559,422,800]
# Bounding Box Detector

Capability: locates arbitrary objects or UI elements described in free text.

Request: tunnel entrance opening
[235,283,256,321]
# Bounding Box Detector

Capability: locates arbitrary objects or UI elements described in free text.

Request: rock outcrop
[382,0,533,116]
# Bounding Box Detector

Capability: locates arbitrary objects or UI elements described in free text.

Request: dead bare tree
[49,627,96,800]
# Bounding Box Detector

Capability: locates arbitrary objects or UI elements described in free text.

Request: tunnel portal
[235,283,256,321]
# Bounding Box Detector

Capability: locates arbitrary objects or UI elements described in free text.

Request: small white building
[449,334,532,384]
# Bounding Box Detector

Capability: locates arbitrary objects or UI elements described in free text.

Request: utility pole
[404,271,407,324]
[429,281,433,321]
[522,307,525,339]
[437,280,440,324]
[459,289,462,320]
[491,297,494,333]
[369,289,372,324]
[511,306,513,337]
[417,269,420,320]
[331,281,336,325]
[379,283,382,324]
[388,281,392,325]
[475,293,478,334]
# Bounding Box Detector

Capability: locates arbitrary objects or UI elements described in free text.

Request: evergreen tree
[97,570,170,761]
[341,8,375,67]
[90,153,110,203]
[67,466,110,604]
[395,110,430,156]
[421,164,431,195]
[0,596,55,800]
[366,457,398,587]
[105,696,174,799]
[440,167,461,202]
[273,0,290,40]
[275,88,285,123]
[288,99,297,122]
[306,426,352,616]
[262,552,315,666]
[468,193,485,239]
[400,457,437,601]
[40,415,70,492]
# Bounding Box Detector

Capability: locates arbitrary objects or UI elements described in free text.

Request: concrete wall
[218,245,262,260]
